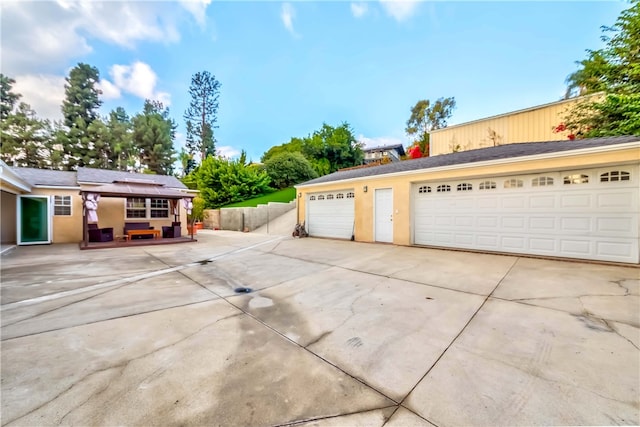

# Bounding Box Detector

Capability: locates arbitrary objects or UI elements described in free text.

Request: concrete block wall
[219,201,295,232]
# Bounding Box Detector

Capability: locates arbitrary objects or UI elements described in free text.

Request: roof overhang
[0,160,32,194]
[296,140,640,189]
[80,183,194,199]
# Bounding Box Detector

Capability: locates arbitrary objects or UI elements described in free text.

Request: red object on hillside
[567,134,576,140]
[408,146,422,159]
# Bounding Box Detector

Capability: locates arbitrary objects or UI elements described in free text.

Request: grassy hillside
[222,187,296,208]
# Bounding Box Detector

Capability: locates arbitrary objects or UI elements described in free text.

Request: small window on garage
[54,195,72,216]
[317,195,325,200]
[479,181,496,190]
[457,183,472,191]
[346,192,355,198]
[437,185,451,193]
[600,171,630,182]
[336,193,344,199]
[532,177,554,187]
[309,196,316,201]
[504,179,523,188]
[418,185,431,194]
[326,194,334,200]
[564,174,589,184]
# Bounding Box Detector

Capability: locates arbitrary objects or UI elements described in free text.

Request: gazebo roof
[81,182,193,199]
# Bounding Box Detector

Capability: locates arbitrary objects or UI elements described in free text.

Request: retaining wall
[204,201,296,232]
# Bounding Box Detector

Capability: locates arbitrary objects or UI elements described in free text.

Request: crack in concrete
[6,311,244,425]
[603,319,640,351]
[274,404,398,427]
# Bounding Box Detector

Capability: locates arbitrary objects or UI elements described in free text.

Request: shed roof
[298,135,639,187]
[77,167,187,189]
[81,183,192,199]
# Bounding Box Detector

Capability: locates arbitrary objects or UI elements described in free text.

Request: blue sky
[1,1,626,162]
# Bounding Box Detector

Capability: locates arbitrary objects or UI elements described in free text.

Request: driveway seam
[382,256,522,425]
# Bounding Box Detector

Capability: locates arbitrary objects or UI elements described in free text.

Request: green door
[18,196,51,244]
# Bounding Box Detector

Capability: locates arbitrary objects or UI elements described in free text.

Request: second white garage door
[413,166,639,264]
[306,190,355,239]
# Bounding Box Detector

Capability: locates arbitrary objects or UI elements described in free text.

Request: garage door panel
[413,165,639,263]
[307,191,354,240]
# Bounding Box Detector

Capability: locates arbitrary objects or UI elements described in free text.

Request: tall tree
[1,74,21,120]
[62,63,102,128]
[405,97,456,157]
[0,102,53,168]
[60,63,103,169]
[184,71,221,161]
[564,1,640,137]
[132,100,177,175]
[106,107,134,171]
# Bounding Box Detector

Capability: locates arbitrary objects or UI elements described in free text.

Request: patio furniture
[127,229,161,240]
[88,224,114,242]
[162,222,181,238]
[124,222,155,239]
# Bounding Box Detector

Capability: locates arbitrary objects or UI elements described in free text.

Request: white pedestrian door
[375,188,393,243]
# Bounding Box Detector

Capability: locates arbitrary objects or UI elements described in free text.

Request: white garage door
[307,190,355,239]
[413,166,639,264]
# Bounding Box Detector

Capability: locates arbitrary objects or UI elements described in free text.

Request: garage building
[295,136,640,264]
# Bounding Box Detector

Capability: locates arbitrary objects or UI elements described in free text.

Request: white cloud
[13,74,66,122]
[357,134,406,149]
[380,0,420,22]
[217,146,242,159]
[351,3,369,18]
[109,62,171,106]
[281,3,299,37]
[179,0,211,27]
[96,79,121,100]
[1,1,189,76]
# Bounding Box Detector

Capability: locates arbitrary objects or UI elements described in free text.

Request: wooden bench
[127,229,161,240]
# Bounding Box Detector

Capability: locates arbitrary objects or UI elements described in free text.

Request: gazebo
[79,179,196,249]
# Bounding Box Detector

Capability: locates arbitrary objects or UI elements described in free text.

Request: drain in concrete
[234,287,253,294]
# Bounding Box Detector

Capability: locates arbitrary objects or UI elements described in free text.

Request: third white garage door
[413,166,639,263]
[307,190,355,239]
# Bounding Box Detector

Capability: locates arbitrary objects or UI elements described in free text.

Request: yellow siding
[297,146,640,245]
[430,96,601,156]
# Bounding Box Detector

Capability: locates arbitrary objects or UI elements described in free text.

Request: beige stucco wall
[1,190,17,244]
[26,187,191,243]
[430,95,602,156]
[297,146,640,246]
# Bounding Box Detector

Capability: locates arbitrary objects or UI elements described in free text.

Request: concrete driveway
[1,231,638,426]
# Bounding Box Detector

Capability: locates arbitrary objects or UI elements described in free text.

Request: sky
[1,0,627,162]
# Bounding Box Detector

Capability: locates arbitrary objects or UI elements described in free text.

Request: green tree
[1,74,21,120]
[132,100,177,175]
[264,151,318,189]
[0,102,53,168]
[106,107,134,171]
[261,123,362,176]
[261,137,304,163]
[178,147,196,177]
[405,97,456,157]
[184,71,221,162]
[193,155,271,208]
[564,1,640,137]
[59,63,103,169]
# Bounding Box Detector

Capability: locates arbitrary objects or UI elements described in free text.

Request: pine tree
[60,63,103,169]
[184,71,221,162]
[132,100,177,175]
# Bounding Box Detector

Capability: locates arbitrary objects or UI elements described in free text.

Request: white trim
[0,162,32,193]
[296,141,640,189]
[124,197,171,220]
[430,93,604,134]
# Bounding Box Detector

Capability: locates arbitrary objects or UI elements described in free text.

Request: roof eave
[296,140,640,189]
